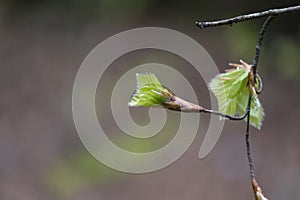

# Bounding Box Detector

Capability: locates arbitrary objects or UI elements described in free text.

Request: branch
[202,108,248,120]
[202,94,251,121]
[162,94,250,121]
[252,16,274,75]
[245,95,255,179]
[196,5,300,29]
[245,95,268,200]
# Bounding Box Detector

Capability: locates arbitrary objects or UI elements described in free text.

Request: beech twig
[194,6,300,200]
[196,5,300,29]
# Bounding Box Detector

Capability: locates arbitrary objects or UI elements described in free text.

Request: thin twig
[245,95,268,199]
[252,16,274,75]
[245,95,255,179]
[202,95,251,120]
[196,5,300,29]
[202,108,248,120]
[166,94,251,120]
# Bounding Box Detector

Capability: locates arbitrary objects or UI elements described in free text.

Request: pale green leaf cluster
[128,73,172,107]
[209,68,264,129]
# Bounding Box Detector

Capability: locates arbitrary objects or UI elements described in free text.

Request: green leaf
[249,95,264,129]
[209,68,264,129]
[129,73,173,107]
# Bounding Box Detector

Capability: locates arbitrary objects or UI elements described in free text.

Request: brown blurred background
[1,1,300,200]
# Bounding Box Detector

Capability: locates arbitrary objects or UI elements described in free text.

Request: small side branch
[163,92,253,121]
[196,5,300,29]
[202,94,252,121]
[163,95,250,121]
[202,108,248,120]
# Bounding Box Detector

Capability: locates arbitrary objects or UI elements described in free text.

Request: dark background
[1,1,300,199]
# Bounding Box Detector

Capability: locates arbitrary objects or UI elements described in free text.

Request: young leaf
[128,73,174,107]
[129,73,204,112]
[209,64,264,129]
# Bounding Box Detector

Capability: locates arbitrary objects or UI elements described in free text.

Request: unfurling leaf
[209,61,264,129]
[129,73,203,112]
[128,73,174,107]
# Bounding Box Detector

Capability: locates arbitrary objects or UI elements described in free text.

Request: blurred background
[1,1,300,199]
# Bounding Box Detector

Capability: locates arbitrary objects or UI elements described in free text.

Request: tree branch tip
[195,5,300,29]
[195,21,205,29]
